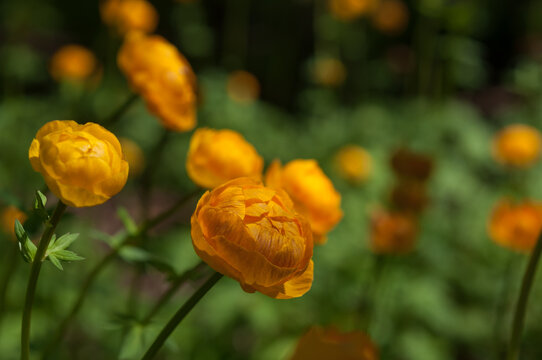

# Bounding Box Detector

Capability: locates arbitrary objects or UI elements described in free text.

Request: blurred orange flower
[100,0,158,35]
[29,120,129,207]
[118,33,197,132]
[226,71,260,104]
[370,209,418,254]
[265,159,343,244]
[312,57,347,87]
[186,128,264,189]
[50,45,97,83]
[191,177,314,299]
[290,326,378,360]
[492,124,542,168]
[328,0,378,21]
[390,148,433,182]
[334,145,372,183]
[371,0,409,35]
[119,137,145,177]
[488,199,542,252]
[1,206,27,240]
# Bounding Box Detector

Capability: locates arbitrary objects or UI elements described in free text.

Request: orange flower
[334,145,372,183]
[312,57,347,87]
[492,124,542,168]
[328,0,378,21]
[1,206,27,240]
[191,178,314,299]
[226,71,260,104]
[50,45,97,83]
[186,128,264,189]
[370,209,418,254]
[390,148,433,182]
[265,159,343,244]
[119,137,145,177]
[371,0,409,35]
[290,326,378,360]
[100,0,158,35]
[488,199,542,252]
[118,33,197,132]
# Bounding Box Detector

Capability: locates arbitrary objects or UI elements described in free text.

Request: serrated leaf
[117,207,138,235]
[48,254,64,270]
[49,233,79,252]
[119,246,152,263]
[52,249,85,261]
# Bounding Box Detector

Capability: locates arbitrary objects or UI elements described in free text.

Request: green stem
[21,201,67,360]
[141,272,223,360]
[507,234,542,360]
[101,93,139,128]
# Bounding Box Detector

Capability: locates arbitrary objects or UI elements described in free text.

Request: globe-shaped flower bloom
[371,0,409,35]
[29,120,129,207]
[370,209,418,254]
[328,0,378,22]
[334,145,372,183]
[50,45,97,83]
[492,124,542,168]
[100,0,158,36]
[186,128,264,189]
[226,71,260,104]
[488,199,542,252]
[191,178,314,299]
[118,33,197,132]
[265,159,343,244]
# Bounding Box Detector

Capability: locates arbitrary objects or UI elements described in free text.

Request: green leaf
[48,254,64,270]
[14,219,26,243]
[52,250,85,261]
[119,325,146,360]
[34,190,49,220]
[15,220,35,263]
[117,207,138,235]
[119,246,152,263]
[49,233,79,252]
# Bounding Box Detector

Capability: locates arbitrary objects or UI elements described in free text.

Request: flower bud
[186,128,264,189]
[226,71,260,104]
[191,178,314,299]
[371,0,409,35]
[50,45,97,83]
[100,0,158,36]
[265,159,342,244]
[1,206,27,240]
[29,120,129,207]
[492,124,542,168]
[334,145,372,183]
[118,33,197,132]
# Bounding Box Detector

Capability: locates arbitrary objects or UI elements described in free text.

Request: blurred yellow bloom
[265,159,343,244]
[100,0,158,35]
[29,120,129,207]
[328,0,378,21]
[371,0,409,35]
[370,209,417,254]
[186,128,264,189]
[290,326,378,360]
[492,124,542,168]
[226,70,260,104]
[334,145,372,183]
[191,177,314,299]
[118,33,198,132]
[119,137,145,177]
[50,45,97,83]
[312,57,347,87]
[1,206,27,240]
[488,199,542,252]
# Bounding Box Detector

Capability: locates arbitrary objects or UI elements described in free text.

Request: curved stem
[141,272,222,360]
[21,201,67,360]
[101,93,139,128]
[507,234,542,360]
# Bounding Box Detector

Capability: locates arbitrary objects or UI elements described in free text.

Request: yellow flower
[328,0,378,22]
[371,0,409,35]
[290,326,379,360]
[312,57,347,87]
[492,124,542,168]
[50,45,97,83]
[265,159,343,244]
[226,71,260,104]
[186,128,264,189]
[370,209,417,254]
[1,206,27,240]
[191,178,314,299]
[29,120,129,207]
[100,0,158,35]
[119,137,145,177]
[334,145,372,183]
[488,199,542,252]
[118,33,197,132]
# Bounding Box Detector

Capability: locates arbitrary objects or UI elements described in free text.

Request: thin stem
[141,261,206,325]
[101,93,139,128]
[141,272,223,360]
[507,234,542,360]
[21,201,67,360]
